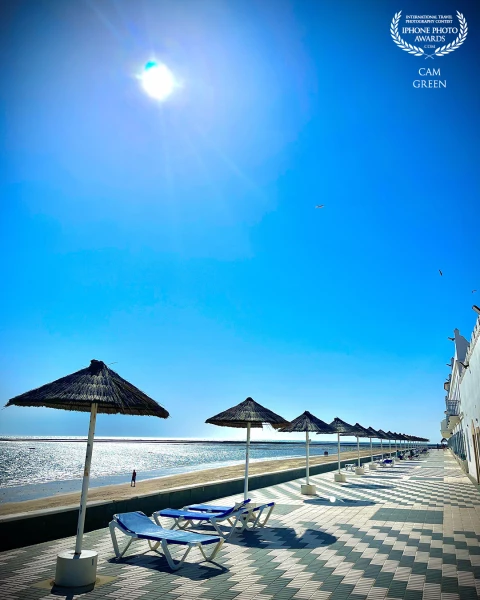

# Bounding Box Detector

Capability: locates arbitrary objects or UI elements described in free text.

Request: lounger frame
[156,501,275,538]
[153,508,248,539]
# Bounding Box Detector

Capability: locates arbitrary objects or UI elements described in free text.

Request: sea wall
[0,452,391,551]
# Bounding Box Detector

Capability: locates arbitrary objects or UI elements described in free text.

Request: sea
[0,437,384,503]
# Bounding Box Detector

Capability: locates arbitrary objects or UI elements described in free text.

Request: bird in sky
[315,205,324,209]
[439,270,443,276]
[448,337,455,341]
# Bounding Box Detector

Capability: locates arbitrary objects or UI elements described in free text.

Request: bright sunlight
[140,61,175,101]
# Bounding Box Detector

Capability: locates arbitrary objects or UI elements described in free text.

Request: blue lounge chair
[153,499,252,539]
[186,501,276,531]
[185,500,249,513]
[109,511,224,570]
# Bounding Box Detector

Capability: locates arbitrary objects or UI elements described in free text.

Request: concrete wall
[0,452,391,552]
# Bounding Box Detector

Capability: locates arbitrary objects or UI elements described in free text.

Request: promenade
[1,450,479,600]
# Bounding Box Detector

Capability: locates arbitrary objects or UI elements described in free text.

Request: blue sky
[1,0,479,442]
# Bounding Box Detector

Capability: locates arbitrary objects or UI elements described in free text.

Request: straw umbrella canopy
[279,411,335,487]
[206,397,288,500]
[391,432,399,455]
[352,423,371,468]
[5,359,169,561]
[329,417,360,475]
[365,426,379,463]
[376,429,390,458]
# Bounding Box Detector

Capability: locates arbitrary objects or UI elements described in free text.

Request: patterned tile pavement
[0,450,479,600]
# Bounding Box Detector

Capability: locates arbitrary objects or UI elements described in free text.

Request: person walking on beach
[131,469,137,487]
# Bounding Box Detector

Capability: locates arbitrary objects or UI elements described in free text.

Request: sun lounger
[153,503,250,539]
[109,511,224,570]
[186,500,275,530]
[185,499,250,513]
[245,502,275,529]
[155,500,275,538]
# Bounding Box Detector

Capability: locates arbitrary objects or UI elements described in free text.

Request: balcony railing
[446,399,460,416]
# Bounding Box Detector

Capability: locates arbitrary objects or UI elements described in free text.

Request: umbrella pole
[74,403,98,555]
[357,436,360,467]
[337,433,341,473]
[389,439,391,457]
[305,430,310,485]
[244,422,251,501]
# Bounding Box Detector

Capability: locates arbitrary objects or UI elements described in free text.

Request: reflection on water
[0,439,360,487]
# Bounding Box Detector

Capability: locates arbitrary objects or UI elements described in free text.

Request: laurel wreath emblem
[435,12,468,56]
[390,10,468,58]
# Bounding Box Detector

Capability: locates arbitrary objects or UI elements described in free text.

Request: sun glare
[140,61,175,101]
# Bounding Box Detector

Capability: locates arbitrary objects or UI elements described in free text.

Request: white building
[441,309,480,485]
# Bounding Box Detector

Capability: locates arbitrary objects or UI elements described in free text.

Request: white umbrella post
[301,430,316,495]
[355,436,365,475]
[55,403,99,588]
[369,437,378,470]
[306,430,310,484]
[244,422,251,501]
[334,433,346,482]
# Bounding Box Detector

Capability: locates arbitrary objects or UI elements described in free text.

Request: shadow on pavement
[108,552,228,578]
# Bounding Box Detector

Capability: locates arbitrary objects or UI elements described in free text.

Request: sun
[140,61,176,101]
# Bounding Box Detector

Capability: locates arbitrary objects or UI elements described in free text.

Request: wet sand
[0,449,380,517]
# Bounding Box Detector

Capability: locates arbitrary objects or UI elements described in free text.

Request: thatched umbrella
[329,417,360,478]
[352,423,370,470]
[376,429,389,459]
[365,426,380,465]
[279,411,335,493]
[392,432,401,456]
[206,397,288,500]
[397,432,407,454]
[5,359,168,587]
[385,430,395,457]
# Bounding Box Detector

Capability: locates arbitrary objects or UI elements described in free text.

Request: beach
[0,448,376,516]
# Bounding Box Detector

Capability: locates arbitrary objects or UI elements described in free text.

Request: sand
[0,449,380,517]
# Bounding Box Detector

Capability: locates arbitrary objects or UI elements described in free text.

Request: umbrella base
[369,463,378,470]
[355,467,365,475]
[334,473,347,482]
[301,484,317,495]
[55,550,98,588]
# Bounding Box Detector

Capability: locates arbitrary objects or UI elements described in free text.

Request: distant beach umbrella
[376,429,390,458]
[365,426,379,463]
[5,359,168,587]
[329,417,360,476]
[279,411,335,489]
[206,397,288,500]
[352,423,370,468]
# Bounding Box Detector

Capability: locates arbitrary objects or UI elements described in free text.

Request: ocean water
[0,437,384,503]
